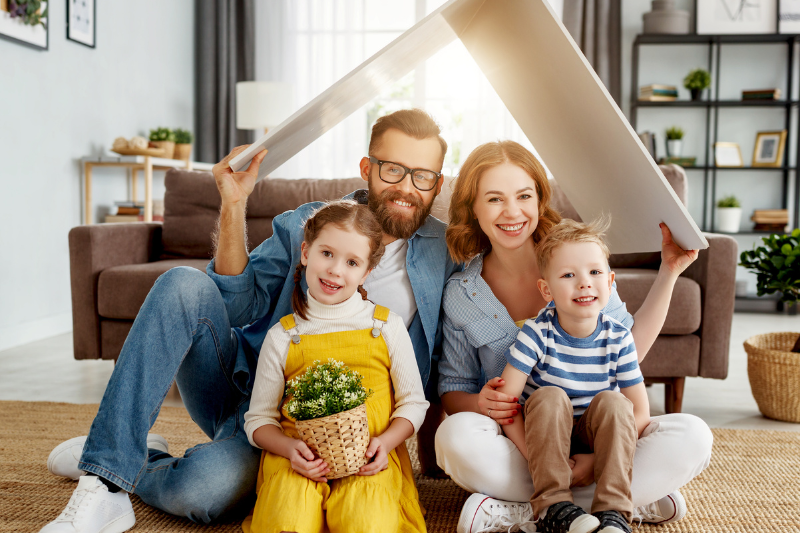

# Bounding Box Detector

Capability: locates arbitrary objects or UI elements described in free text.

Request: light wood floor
[1,313,798,431]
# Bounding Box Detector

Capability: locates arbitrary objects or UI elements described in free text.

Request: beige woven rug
[1,402,799,532]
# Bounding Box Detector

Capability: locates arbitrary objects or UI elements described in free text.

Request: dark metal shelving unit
[631,33,799,231]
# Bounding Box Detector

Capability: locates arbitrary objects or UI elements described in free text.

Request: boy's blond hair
[536,217,611,276]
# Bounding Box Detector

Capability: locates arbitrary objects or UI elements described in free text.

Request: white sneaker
[39,475,135,533]
[632,490,687,524]
[457,493,537,533]
[48,434,169,480]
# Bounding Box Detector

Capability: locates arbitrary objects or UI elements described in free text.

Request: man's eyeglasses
[368,156,442,192]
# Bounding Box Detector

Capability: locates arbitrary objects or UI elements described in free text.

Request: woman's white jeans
[435,412,713,510]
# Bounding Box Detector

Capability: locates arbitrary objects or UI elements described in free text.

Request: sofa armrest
[681,232,738,379]
[69,223,162,360]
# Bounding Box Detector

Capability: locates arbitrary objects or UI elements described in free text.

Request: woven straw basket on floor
[295,404,370,479]
[744,332,800,423]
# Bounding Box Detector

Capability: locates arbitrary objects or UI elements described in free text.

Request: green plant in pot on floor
[740,229,800,422]
[683,68,711,101]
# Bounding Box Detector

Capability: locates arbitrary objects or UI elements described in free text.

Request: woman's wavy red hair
[446,141,561,264]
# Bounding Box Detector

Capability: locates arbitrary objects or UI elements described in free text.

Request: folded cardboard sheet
[231,0,707,253]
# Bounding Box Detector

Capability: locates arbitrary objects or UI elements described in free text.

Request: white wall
[0,1,194,351]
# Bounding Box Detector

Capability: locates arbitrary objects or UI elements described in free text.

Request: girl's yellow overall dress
[242,305,427,533]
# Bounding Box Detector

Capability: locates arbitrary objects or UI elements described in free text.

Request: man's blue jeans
[78,267,262,523]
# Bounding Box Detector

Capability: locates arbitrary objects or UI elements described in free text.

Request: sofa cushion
[614,268,701,335]
[98,259,210,319]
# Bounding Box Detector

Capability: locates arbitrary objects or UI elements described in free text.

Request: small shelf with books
[631,33,799,232]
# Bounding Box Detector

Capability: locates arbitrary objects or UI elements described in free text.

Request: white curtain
[254,0,563,179]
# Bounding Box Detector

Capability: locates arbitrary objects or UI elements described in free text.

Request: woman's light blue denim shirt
[438,252,633,397]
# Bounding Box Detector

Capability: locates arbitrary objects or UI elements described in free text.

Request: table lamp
[236,81,296,135]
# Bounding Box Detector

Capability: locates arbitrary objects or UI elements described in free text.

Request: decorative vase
[150,140,175,159]
[642,0,690,34]
[667,139,683,157]
[294,404,370,479]
[690,88,703,101]
[716,207,742,233]
[744,332,800,423]
[173,143,192,161]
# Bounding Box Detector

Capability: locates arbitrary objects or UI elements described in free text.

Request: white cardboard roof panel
[231,0,707,254]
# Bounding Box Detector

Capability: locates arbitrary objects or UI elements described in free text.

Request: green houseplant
[716,195,741,233]
[683,68,711,101]
[287,360,374,479]
[149,127,176,159]
[172,128,194,161]
[740,229,800,422]
[666,126,684,157]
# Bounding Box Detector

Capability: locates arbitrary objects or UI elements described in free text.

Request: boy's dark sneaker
[535,501,600,533]
[592,510,632,533]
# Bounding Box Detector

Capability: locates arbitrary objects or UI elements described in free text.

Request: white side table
[81,155,214,224]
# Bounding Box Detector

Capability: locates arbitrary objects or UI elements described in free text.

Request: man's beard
[367,186,434,240]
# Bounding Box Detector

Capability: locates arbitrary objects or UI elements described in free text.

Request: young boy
[497,218,650,533]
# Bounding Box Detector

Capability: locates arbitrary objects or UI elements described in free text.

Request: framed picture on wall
[67,0,94,48]
[714,142,744,167]
[779,0,800,33]
[697,0,777,34]
[0,0,48,50]
[752,130,787,167]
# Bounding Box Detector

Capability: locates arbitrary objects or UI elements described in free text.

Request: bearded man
[41,108,457,533]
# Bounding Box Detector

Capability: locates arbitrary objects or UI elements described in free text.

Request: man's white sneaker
[632,490,687,524]
[457,493,537,533]
[39,475,135,533]
[48,434,169,480]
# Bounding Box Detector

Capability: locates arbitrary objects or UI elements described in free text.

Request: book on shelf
[640,84,677,92]
[742,88,781,100]
[752,222,787,232]
[105,214,165,223]
[638,131,657,160]
[658,156,696,167]
[110,199,165,217]
[638,94,678,102]
[751,209,789,224]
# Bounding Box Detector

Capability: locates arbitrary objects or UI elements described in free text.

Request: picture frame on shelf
[67,0,94,48]
[752,130,787,167]
[0,0,48,50]
[779,0,800,33]
[714,142,744,167]
[696,0,777,34]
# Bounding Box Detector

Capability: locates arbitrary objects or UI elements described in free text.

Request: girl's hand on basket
[358,436,389,476]
[478,377,520,425]
[288,439,330,482]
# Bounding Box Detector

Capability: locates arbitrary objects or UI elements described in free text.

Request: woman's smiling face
[300,224,372,305]
[472,162,540,252]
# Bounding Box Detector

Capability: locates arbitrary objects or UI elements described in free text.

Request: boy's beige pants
[524,387,637,520]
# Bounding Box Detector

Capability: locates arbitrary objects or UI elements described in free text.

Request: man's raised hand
[212,146,268,208]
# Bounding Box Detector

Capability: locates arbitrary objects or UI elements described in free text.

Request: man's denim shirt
[206,190,458,393]
[438,252,633,398]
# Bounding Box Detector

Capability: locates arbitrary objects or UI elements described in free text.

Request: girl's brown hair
[292,200,385,320]
[446,141,561,264]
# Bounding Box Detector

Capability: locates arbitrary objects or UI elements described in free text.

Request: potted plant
[666,126,684,157]
[739,229,800,422]
[683,68,711,101]
[716,195,742,233]
[149,127,175,159]
[173,129,193,161]
[287,359,373,479]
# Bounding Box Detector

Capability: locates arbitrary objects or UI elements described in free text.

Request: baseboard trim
[0,313,73,352]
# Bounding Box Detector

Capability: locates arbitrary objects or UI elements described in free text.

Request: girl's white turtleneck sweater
[244,290,430,448]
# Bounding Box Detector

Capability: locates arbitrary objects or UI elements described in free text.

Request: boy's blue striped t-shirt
[505,308,643,417]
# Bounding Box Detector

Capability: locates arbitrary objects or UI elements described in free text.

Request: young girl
[241,200,429,533]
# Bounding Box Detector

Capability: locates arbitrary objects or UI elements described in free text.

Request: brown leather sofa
[68,165,737,413]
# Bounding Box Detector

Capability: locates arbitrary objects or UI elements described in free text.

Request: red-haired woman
[435,141,712,531]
